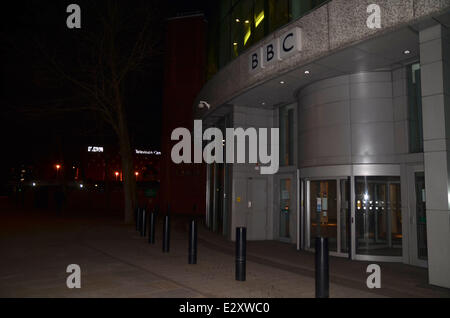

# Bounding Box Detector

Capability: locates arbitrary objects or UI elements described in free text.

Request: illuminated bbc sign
[88,146,104,153]
[249,27,302,73]
[135,150,161,155]
[86,147,161,155]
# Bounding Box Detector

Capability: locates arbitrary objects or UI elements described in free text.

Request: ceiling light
[304,70,310,75]
[404,50,411,55]
[235,18,240,23]
[233,42,238,46]
[280,81,285,84]
[245,20,250,24]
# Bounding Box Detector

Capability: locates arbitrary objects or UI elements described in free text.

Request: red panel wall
[160,15,207,215]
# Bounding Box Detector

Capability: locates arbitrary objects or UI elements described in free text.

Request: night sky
[1,0,209,184]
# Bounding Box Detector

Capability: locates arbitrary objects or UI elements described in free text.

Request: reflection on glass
[340,179,350,253]
[355,176,402,256]
[279,104,294,166]
[253,0,265,45]
[290,0,329,20]
[408,63,423,153]
[280,179,291,239]
[268,0,289,31]
[219,1,232,68]
[208,164,215,229]
[207,0,332,77]
[215,163,225,234]
[310,180,337,252]
[232,0,253,57]
[415,172,427,260]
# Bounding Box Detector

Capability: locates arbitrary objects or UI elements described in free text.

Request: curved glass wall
[206,0,330,79]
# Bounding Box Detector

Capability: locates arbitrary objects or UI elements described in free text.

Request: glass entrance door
[415,172,428,261]
[354,176,402,257]
[309,180,338,252]
[305,178,350,256]
[340,179,350,254]
[280,178,292,240]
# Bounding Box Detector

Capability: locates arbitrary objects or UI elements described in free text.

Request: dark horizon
[1,0,211,173]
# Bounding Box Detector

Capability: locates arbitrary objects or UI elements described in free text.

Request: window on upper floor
[407,63,424,153]
[279,104,295,166]
[206,0,330,80]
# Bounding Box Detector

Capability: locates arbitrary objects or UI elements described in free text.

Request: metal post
[188,219,198,264]
[315,237,329,298]
[162,215,170,253]
[235,227,246,281]
[148,211,156,244]
[141,209,147,237]
[137,208,142,232]
[135,207,139,231]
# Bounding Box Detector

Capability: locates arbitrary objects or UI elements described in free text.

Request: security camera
[198,101,211,110]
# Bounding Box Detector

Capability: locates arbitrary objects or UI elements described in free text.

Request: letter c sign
[279,27,302,60]
[282,33,294,52]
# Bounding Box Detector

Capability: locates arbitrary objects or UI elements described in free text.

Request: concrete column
[420,24,450,288]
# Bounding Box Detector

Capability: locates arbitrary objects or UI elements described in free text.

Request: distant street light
[115,171,119,181]
[55,164,61,179]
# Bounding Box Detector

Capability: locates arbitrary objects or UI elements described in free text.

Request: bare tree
[22,1,163,223]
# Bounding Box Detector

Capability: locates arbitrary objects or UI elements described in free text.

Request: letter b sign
[251,53,259,70]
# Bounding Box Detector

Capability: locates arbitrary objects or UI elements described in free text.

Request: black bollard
[315,237,329,298]
[162,215,170,253]
[235,227,246,281]
[136,208,142,233]
[188,219,197,264]
[148,211,156,244]
[141,209,147,237]
[134,207,139,231]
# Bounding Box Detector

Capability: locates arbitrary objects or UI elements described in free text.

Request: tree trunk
[119,135,136,224]
[104,150,111,211]
[117,103,136,224]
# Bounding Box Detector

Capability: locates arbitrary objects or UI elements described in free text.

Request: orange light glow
[55,164,61,170]
[115,172,119,177]
[135,172,139,176]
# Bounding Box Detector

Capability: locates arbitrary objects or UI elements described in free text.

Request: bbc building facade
[194,0,450,289]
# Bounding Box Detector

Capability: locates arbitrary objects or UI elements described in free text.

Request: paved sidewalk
[197,225,450,298]
[1,208,449,298]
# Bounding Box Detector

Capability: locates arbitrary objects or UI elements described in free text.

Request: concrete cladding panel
[298,72,397,167]
[328,0,415,50]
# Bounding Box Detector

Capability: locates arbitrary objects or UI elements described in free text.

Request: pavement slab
[1,208,449,298]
